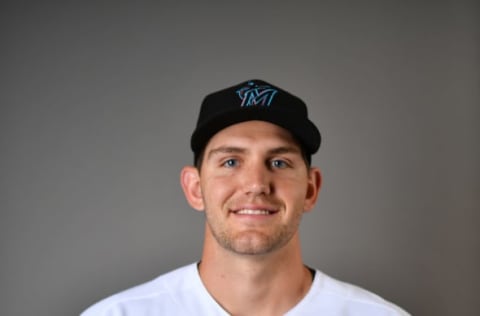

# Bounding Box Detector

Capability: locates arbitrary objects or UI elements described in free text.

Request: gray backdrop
[1,1,479,316]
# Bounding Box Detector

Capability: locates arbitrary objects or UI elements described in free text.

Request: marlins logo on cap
[236,81,278,107]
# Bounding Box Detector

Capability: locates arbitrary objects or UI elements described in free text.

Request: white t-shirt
[81,263,409,315]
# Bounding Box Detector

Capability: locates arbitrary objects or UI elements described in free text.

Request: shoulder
[289,269,410,316]
[80,263,198,316]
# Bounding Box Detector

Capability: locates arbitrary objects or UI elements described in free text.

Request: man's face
[186,120,321,256]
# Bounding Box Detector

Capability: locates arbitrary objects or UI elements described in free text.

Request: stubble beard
[205,210,303,256]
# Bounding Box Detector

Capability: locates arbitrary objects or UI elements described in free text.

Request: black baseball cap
[191,79,321,164]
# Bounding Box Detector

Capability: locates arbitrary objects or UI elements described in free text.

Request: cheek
[202,177,236,207]
[277,179,309,204]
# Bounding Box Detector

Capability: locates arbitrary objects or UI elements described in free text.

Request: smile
[234,209,277,215]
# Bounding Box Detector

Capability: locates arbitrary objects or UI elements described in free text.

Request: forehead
[204,120,301,151]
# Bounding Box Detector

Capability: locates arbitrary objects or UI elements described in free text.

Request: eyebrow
[206,145,301,161]
[267,146,301,155]
[206,146,245,161]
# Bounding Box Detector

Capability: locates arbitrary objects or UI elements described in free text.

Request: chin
[221,230,291,256]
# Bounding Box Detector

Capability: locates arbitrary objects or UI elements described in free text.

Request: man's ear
[304,167,322,212]
[180,166,204,211]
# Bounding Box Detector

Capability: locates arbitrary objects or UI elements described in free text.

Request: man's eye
[271,159,288,168]
[223,159,238,168]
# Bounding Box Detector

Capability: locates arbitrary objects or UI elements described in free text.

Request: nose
[240,160,272,196]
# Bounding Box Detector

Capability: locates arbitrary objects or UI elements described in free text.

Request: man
[81,79,409,315]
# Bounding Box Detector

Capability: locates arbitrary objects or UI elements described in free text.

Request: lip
[229,205,279,216]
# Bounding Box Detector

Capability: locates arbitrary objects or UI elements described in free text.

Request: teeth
[236,209,271,215]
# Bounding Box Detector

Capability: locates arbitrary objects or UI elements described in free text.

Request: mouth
[231,208,278,215]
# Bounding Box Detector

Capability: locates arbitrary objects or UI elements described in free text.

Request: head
[181,79,322,256]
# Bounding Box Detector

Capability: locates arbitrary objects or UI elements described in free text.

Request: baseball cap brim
[191,106,321,157]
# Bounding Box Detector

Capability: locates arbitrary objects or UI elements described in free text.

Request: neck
[198,231,313,316]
